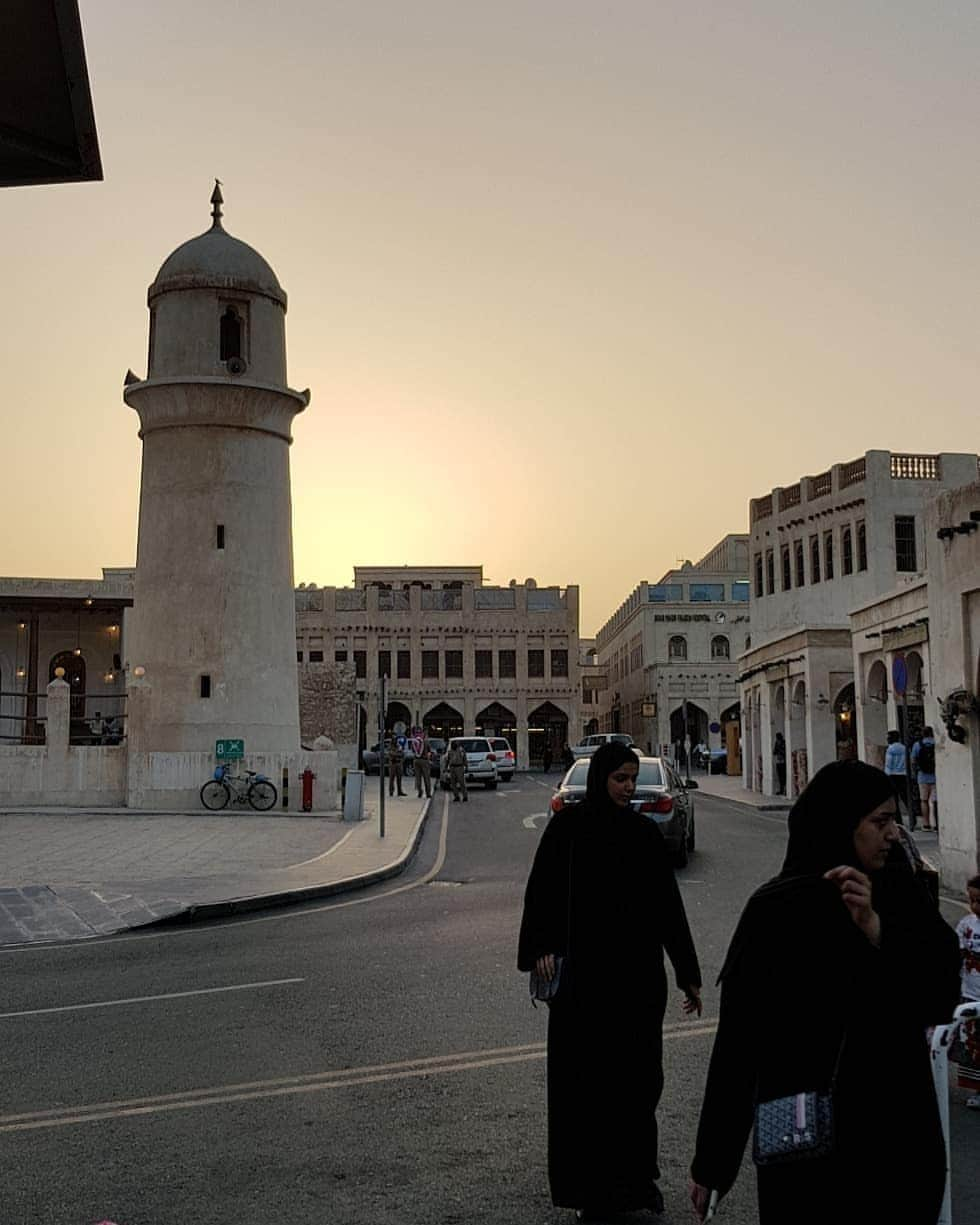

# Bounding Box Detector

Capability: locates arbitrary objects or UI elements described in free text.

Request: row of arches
[368,699,569,766]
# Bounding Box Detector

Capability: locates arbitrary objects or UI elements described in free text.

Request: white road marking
[289,826,356,867]
[522,813,548,829]
[0,978,305,1020]
[0,1020,717,1133]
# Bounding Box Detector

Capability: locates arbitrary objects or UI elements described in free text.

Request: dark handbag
[752,1090,834,1165]
[753,1029,844,1166]
[529,955,564,1005]
[527,837,573,1008]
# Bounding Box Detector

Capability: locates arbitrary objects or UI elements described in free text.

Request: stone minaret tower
[124,184,309,753]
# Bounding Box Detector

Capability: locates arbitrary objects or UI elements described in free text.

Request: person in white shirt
[956,875,980,1109]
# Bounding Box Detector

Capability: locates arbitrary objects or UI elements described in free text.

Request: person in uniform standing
[412,728,432,799]
[447,740,468,802]
[387,734,406,797]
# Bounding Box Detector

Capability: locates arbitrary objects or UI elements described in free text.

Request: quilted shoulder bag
[752,1030,845,1166]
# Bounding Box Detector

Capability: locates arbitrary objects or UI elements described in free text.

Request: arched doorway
[770,684,786,794]
[669,702,708,766]
[385,700,412,735]
[475,702,518,753]
[897,651,926,747]
[833,682,857,761]
[49,651,86,719]
[790,680,808,795]
[863,660,888,768]
[423,702,463,740]
[720,701,741,776]
[528,701,568,767]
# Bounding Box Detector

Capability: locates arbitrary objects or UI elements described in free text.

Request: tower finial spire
[210,179,224,229]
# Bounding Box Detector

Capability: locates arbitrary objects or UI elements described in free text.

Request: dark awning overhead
[0,0,102,187]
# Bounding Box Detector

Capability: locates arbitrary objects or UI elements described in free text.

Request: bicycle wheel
[248,780,277,811]
[200,780,230,811]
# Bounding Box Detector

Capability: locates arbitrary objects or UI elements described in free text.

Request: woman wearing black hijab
[689,760,960,1224]
[518,742,702,1219]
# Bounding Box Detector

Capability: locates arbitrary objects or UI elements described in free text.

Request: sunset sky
[4,1,979,634]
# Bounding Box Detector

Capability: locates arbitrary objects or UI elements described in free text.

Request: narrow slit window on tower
[216,524,225,549]
[220,307,242,361]
[200,674,211,699]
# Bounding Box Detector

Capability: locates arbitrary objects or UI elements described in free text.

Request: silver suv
[569,732,636,760]
[440,736,499,789]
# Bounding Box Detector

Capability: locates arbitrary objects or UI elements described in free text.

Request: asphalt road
[1,779,975,1225]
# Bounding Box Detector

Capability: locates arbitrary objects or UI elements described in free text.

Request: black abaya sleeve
[690,967,758,1197]
[517,815,571,972]
[655,850,702,989]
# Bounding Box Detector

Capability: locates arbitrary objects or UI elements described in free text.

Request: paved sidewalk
[691,770,792,811]
[0,790,433,947]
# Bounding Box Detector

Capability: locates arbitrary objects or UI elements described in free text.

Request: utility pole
[378,673,388,838]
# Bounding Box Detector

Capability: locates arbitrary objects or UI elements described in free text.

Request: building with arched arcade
[294,566,580,769]
[593,535,749,764]
[741,449,979,802]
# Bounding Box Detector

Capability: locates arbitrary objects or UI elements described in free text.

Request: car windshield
[455,739,489,753]
[563,759,663,787]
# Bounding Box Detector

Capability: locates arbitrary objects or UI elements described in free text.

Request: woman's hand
[682,985,703,1017]
[689,1178,712,1220]
[535,953,556,982]
[824,865,881,946]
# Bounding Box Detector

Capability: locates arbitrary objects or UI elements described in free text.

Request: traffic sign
[892,656,907,698]
[216,739,244,759]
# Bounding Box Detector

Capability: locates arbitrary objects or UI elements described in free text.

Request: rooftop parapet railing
[422,590,462,611]
[778,483,801,512]
[527,587,565,611]
[806,470,833,500]
[378,590,410,611]
[335,589,366,611]
[890,453,941,481]
[751,494,773,523]
[474,588,516,609]
[838,456,867,489]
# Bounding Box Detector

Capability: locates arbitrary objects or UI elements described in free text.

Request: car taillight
[638,796,674,815]
[488,753,496,762]
[550,794,564,813]
[505,751,514,760]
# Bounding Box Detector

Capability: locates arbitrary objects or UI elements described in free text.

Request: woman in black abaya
[518,742,702,1220]
[689,760,960,1224]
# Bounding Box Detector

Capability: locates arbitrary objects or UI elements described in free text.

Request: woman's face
[606,761,638,807]
[852,799,900,872]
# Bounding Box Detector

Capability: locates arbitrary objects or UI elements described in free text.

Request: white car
[489,737,516,782]
[569,732,636,760]
[439,736,500,789]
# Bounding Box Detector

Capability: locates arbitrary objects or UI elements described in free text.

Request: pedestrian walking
[688,760,959,1225]
[412,728,432,799]
[446,740,467,802]
[542,742,553,773]
[911,725,938,831]
[518,742,703,1220]
[561,742,574,772]
[387,735,406,797]
[954,875,980,1110]
[772,732,786,795]
[883,729,909,824]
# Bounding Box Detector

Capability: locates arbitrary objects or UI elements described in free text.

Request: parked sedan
[569,732,636,760]
[549,755,697,867]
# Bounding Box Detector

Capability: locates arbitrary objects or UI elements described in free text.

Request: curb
[139,797,435,930]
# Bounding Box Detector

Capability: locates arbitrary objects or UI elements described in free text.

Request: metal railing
[0,691,126,746]
[0,690,46,744]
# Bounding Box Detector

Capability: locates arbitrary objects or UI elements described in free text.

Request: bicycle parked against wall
[200,763,278,812]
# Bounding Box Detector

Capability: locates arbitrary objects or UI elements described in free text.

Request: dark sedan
[549,755,697,867]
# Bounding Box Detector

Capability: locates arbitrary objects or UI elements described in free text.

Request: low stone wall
[0,744,127,807]
[126,749,340,812]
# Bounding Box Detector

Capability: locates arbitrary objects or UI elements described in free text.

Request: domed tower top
[138,182,294,387]
[148,182,286,309]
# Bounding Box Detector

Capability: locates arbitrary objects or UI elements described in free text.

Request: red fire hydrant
[301,767,316,812]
